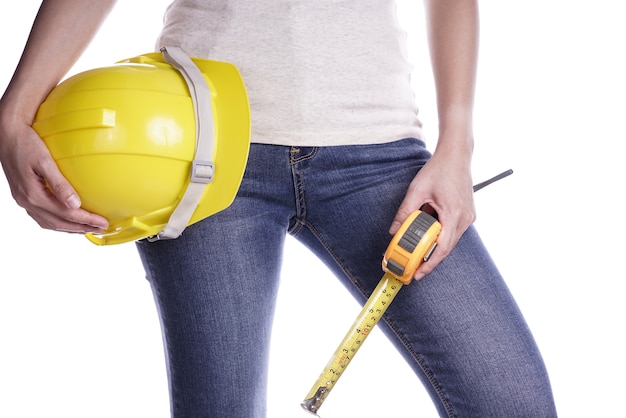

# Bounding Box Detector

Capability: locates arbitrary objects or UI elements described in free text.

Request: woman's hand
[389,135,475,281]
[0,115,108,234]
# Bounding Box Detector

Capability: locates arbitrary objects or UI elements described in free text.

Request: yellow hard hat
[33,46,250,245]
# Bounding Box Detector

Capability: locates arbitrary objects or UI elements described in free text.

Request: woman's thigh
[135,144,295,418]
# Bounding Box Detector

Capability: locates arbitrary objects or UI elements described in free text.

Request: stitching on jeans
[289,167,305,235]
[287,147,365,291]
[288,147,318,236]
[382,316,457,417]
[293,216,370,297]
[289,146,318,164]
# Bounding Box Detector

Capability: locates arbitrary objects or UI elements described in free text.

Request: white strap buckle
[191,160,214,183]
[149,46,216,241]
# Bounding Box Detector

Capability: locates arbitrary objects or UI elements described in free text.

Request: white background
[1,1,624,417]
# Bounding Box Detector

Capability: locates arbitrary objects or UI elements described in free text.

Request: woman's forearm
[423,0,479,153]
[1,0,117,123]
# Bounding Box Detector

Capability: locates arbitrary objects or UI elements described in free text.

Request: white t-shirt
[156,0,423,146]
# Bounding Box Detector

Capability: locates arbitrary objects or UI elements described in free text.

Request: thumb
[389,201,419,235]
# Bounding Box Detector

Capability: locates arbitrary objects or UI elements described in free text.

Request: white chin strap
[149,46,215,241]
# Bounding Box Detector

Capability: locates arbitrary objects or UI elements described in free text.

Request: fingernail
[95,220,109,230]
[389,221,401,234]
[66,194,81,209]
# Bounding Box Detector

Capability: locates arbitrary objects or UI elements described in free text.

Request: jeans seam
[304,218,371,294]
[288,147,318,236]
[289,146,318,164]
[383,316,457,418]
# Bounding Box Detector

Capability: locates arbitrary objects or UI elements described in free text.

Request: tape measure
[301,209,441,416]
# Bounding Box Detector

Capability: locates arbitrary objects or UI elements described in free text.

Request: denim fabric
[136,139,557,418]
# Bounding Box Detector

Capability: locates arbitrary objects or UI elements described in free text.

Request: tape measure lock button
[424,241,438,262]
[385,258,407,278]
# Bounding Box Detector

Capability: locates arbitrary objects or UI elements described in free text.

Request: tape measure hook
[301,386,327,416]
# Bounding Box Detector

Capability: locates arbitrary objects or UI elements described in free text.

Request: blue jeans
[136,139,557,417]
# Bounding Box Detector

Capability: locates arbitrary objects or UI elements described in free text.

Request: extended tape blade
[301,273,404,415]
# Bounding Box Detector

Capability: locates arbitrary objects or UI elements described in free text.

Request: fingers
[44,162,82,210]
[412,225,453,281]
[2,127,109,234]
[28,207,109,234]
[20,174,109,234]
[412,207,475,281]
[388,207,413,236]
[388,183,424,236]
[30,153,82,211]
